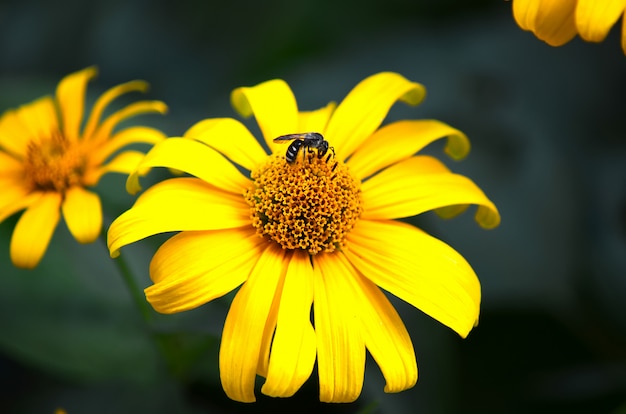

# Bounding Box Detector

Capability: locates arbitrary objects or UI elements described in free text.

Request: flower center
[24,131,87,192]
[244,151,362,255]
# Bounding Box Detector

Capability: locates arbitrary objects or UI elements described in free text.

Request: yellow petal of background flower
[184,118,268,171]
[348,120,470,180]
[262,250,316,398]
[91,126,166,165]
[84,150,147,186]
[230,79,298,154]
[61,186,102,243]
[334,253,417,393]
[314,253,366,403]
[15,97,59,145]
[576,0,626,42]
[90,101,168,145]
[146,228,264,313]
[361,156,500,229]
[297,102,337,133]
[55,66,97,142]
[10,192,62,269]
[220,244,287,403]
[82,80,150,140]
[513,0,577,46]
[0,109,32,157]
[107,177,251,258]
[125,138,249,195]
[345,219,481,338]
[324,72,426,161]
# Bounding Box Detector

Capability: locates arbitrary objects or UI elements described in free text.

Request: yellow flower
[0,67,167,269]
[512,0,626,53]
[108,72,500,402]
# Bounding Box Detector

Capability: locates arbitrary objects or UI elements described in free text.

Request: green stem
[101,230,179,376]
[110,246,154,324]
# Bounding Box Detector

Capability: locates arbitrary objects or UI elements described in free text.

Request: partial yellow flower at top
[0,67,167,269]
[511,0,626,54]
[107,72,500,403]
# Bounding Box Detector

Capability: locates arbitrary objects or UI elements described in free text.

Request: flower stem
[110,245,154,323]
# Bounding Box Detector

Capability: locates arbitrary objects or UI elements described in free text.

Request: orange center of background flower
[245,151,362,255]
[24,131,87,192]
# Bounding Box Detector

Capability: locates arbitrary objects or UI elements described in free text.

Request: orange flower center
[24,131,87,192]
[245,151,362,255]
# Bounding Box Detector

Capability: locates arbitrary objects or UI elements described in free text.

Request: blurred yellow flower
[108,72,500,402]
[512,0,626,53]
[0,67,167,269]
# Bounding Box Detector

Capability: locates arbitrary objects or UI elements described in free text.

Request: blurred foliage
[1,0,626,413]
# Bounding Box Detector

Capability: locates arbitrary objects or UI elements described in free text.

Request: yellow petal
[324,72,426,161]
[55,67,97,142]
[125,138,249,195]
[61,186,102,243]
[220,244,287,402]
[314,253,365,403]
[361,156,500,229]
[230,79,298,154]
[297,102,337,133]
[90,101,168,145]
[345,219,481,338]
[513,0,577,46]
[82,80,150,140]
[333,253,417,393]
[262,250,316,398]
[107,177,251,258]
[0,190,41,223]
[348,120,469,180]
[84,150,146,186]
[15,97,59,145]
[0,109,31,157]
[184,118,268,171]
[145,227,264,313]
[576,0,626,42]
[10,192,62,269]
[91,126,166,166]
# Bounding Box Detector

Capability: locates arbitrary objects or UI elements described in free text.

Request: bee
[273,132,335,164]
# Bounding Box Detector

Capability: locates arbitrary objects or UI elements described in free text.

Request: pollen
[244,152,362,255]
[23,130,87,192]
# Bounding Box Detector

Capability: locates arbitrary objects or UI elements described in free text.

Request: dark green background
[1,0,625,413]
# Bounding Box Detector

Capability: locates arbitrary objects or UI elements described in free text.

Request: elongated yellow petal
[10,192,62,269]
[56,67,97,142]
[91,126,166,165]
[82,80,150,140]
[297,102,337,134]
[107,177,251,258]
[231,79,298,154]
[126,138,249,195]
[348,120,469,180]
[15,97,59,145]
[361,156,500,229]
[262,250,316,398]
[61,186,102,243]
[146,228,264,313]
[90,101,168,145]
[324,72,426,161]
[220,244,287,402]
[576,0,626,42]
[513,0,577,46]
[314,253,365,403]
[0,109,32,157]
[84,150,146,186]
[0,190,41,222]
[332,253,417,393]
[345,219,481,338]
[184,118,268,171]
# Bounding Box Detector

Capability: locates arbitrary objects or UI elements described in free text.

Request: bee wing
[273,133,304,143]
